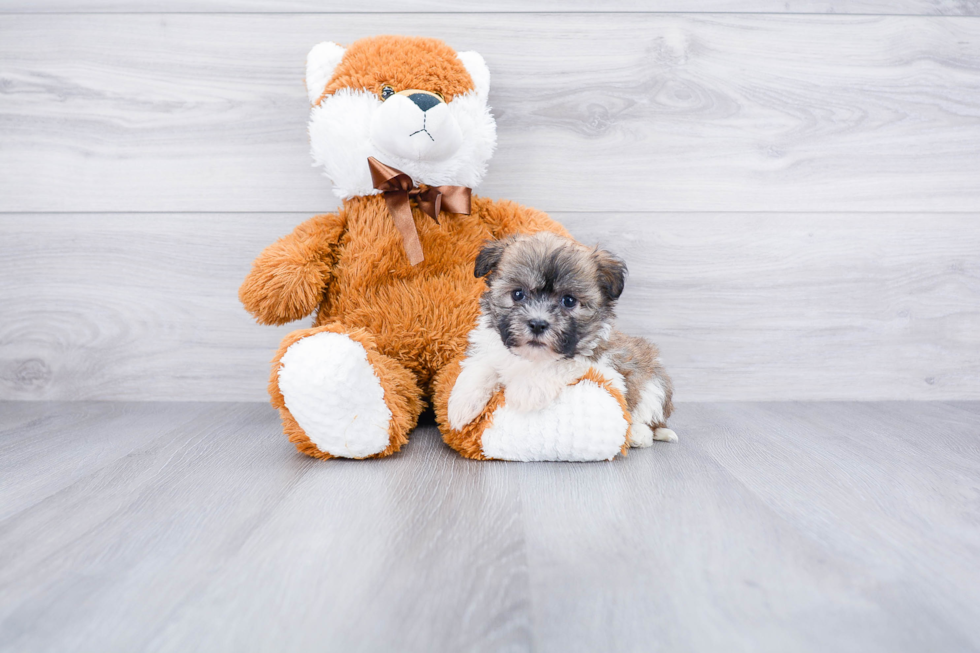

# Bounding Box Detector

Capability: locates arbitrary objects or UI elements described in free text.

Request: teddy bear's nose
[408,92,441,112]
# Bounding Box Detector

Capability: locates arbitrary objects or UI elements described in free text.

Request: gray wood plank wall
[1,6,978,401]
[2,1,979,15]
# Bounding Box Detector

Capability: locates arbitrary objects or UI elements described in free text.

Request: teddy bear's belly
[317,263,485,390]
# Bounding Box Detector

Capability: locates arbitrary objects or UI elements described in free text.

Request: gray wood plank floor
[1,401,978,652]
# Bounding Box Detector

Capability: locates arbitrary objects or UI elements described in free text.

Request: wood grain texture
[2,0,978,14]
[520,400,980,652]
[1,401,979,652]
[2,212,978,402]
[0,401,214,520]
[0,402,531,653]
[0,213,304,402]
[2,14,979,213]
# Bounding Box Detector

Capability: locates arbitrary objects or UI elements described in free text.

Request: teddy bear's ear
[457,51,490,99]
[474,239,507,281]
[306,41,346,106]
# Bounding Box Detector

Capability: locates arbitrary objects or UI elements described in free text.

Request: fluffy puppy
[448,232,677,447]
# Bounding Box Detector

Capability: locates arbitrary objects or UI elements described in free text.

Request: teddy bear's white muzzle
[370,94,464,163]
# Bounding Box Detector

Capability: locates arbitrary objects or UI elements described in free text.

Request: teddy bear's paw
[481,377,630,462]
[277,331,392,458]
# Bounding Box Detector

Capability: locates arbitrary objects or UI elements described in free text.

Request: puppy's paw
[448,391,486,430]
[503,388,554,414]
[447,361,499,430]
[629,423,655,448]
[630,424,678,447]
[653,427,678,443]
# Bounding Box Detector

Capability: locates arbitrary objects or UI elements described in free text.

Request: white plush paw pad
[481,380,629,462]
[278,332,392,458]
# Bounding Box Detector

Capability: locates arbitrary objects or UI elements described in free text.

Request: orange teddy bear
[240,35,633,461]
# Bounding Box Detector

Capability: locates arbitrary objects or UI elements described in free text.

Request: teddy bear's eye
[434,91,445,102]
[380,85,395,100]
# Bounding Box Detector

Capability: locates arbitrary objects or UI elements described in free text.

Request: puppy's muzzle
[527,319,550,335]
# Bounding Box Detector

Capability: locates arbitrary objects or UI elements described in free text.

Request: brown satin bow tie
[368,156,472,265]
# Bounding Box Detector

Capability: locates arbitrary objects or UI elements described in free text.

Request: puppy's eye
[380,85,395,100]
[511,289,525,302]
[561,295,577,308]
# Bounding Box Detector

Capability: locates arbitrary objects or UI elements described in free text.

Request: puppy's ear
[594,249,627,301]
[474,240,507,280]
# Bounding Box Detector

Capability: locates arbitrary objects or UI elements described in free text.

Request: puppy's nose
[408,92,441,112]
[528,319,550,335]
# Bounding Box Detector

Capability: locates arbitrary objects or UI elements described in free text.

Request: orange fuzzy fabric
[318,35,475,105]
[267,323,423,460]
[242,194,570,458]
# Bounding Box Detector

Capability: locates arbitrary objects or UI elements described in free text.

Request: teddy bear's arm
[476,197,572,240]
[238,212,347,326]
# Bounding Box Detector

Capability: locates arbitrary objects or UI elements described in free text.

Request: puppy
[448,232,677,447]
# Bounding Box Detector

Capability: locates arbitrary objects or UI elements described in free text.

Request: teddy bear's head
[305,35,496,199]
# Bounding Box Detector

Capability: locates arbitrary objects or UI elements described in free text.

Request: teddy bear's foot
[481,371,630,461]
[434,363,630,462]
[277,331,389,458]
[271,324,422,460]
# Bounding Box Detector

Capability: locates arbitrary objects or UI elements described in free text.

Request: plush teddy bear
[239,35,635,461]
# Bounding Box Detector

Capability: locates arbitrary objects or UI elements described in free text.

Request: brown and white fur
[448,232,677,447]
